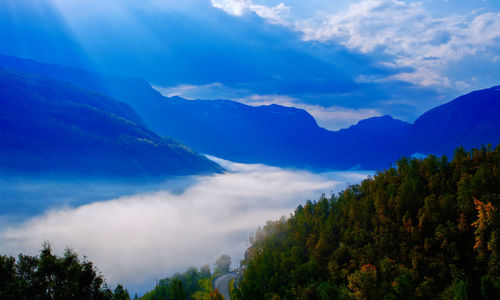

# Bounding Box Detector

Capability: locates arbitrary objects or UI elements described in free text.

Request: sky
[0,158,371,294]
[0,0,499,129]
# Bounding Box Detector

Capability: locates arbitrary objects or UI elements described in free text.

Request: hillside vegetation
[235,145,500,299]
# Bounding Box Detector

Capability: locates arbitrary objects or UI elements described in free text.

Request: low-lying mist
[0,157,372,293]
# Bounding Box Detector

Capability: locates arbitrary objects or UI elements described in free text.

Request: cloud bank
[154,84,381,130]
[0,158,371,293]
[297,0,500,88]
[235,94,382,130]
[210,0,500,91]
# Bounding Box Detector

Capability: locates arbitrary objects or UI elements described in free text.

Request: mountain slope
[0,69,223,177]
[407,85,500,156]
[329,115,412,169]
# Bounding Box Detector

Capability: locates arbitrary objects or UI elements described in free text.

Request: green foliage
[0,243,125,299]
[235,145,500,299]
[171,279,187,300]
[140,265,213,300]
[200,264,212,279]
[113,284,130,300]
[229,278,235,298]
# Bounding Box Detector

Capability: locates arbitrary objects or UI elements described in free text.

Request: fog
[0,157,371,293]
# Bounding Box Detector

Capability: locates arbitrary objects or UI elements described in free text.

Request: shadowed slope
[0,69,223,177]
[408,85,500,156]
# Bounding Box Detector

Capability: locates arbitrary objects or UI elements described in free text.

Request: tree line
[0,242,129,300]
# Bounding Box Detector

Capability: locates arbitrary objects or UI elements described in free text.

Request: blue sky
[1,0,499,129]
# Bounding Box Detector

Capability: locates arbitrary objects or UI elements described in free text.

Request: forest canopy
[234,145,500,300]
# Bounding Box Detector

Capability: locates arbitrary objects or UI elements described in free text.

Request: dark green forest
[0,243,129,300]
[234,145,500,299]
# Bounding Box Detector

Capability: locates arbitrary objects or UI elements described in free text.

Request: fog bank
[0,158,371,293]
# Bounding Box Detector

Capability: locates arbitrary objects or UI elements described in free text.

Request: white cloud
[305,105,382,130]
[211,0,250,16]
[237,94,382,130]
[154,84,381,130]
[249,2,289,24]
[153,83,226,98]
[297,0,500,88]
[211,0,290,24]
[0,158,371,293]
[211,0,500,89]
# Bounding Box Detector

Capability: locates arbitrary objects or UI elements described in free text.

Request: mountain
[1,53,498,171]
[107,97,411,170]
[0,69,223,177]
[330,115,412,169]
[0,53,410,170]
[407,85,500,156]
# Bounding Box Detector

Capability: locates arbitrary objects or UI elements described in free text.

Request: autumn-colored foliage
[210,289,224,300]
[348,264,377,300]
[472,197,496,256]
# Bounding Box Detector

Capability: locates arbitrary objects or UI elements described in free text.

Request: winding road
[213,272,237,300]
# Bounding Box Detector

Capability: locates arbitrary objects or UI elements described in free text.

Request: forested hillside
[235,145,500,299]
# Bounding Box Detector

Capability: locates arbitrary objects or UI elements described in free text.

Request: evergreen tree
[113,284,130,300]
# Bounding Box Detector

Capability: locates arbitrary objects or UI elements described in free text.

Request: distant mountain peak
[340,114,410,134]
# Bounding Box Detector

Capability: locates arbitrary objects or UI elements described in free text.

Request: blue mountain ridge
[0,68,223,177]
[0,53,498,171]
[407,85,500,156]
